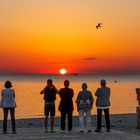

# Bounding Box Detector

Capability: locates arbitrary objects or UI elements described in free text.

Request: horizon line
[0,72,140,75]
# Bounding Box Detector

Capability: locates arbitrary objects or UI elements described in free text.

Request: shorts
[44,101,55,117]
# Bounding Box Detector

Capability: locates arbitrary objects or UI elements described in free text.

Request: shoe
[88,130,92,133]
[106,129,110,132]
[50,130,56,133]
[94,129,101,132]
[60,130,65,133]
[12,131,17,134]
[80,130,84,133]
[3,131,7,134]
[44,129,49,133]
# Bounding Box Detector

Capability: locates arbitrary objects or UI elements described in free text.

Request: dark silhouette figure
[94,79,111,133]
[1,81,17,134]
[40,79,58,133]
[58,80,74,133]
[96,23,102,29]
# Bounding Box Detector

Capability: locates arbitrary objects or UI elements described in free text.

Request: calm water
[0,74,139,119]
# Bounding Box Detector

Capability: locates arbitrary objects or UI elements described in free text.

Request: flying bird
[96,23,103,29]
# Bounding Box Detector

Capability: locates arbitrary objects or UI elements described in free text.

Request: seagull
[96,23,102,29]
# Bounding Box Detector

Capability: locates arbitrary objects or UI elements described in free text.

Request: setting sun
[60,69,67,75]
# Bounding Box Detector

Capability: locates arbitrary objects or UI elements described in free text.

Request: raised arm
[40,87,46,94]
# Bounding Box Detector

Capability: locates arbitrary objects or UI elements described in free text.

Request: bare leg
[50,116,54,131]
[44,116,48,130]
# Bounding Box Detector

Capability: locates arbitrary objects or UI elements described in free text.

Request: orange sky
[0,0,140,74]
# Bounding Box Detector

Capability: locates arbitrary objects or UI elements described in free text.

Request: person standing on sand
[40,79,58,133]
[1,81,17,134]
[58,80,74,133]
[94,79,111,133]
[76,83,94,132]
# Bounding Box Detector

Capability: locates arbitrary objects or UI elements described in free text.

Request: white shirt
[97,106,109,109]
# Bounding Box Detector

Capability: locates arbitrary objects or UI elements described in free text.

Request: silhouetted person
[58,80,74,133]
[40,79,58,133]
[76,83,94,132]
[94,79,111,132]
[1,81,17,134]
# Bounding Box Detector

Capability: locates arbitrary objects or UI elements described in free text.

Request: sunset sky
[0,0,140,74]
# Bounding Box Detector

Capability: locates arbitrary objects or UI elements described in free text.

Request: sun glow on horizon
[60,69,67,75]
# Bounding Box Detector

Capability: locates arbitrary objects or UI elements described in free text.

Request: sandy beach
[0,113,140,139]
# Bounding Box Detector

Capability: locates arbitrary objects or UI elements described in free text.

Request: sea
[0,74,139,120]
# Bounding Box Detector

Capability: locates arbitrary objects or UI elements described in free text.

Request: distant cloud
[82,57,96,61]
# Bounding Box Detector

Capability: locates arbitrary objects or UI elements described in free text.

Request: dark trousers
[60,110,73,131]
[97,108,110,130]
[3,108,16,132]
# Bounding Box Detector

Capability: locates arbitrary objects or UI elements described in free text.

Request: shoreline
[0,113,137,127]
[0,113,140,140]
[0,113,138,129]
